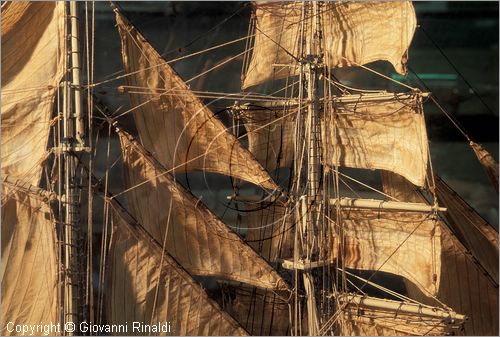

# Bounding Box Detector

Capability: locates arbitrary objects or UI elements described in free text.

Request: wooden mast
[62,1,86,333]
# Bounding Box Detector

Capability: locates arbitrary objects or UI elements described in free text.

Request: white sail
[241,93,429,186]
[435,176,498,283]
[242,1,416,88]
[107,202,248,336]
[1,2,65,185]
[228,287,290,336]
[341,209,441,296]
[242,203,294,262]
[115,9,278,191]
[381,172,499,336]
[118,129,289,291]
[1,178,59,334]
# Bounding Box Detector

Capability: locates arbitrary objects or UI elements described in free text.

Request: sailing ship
[1,1,498,336]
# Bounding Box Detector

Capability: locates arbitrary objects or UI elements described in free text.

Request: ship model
[1,1,499,336]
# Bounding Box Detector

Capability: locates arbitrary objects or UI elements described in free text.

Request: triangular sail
[1,2,65,185]
[118,129,289,290]
[381,172,499,336]
[107,201,247,336]
[241,92,429,186]
[435,175,498,283]
[115,9,277,191]
[227,286,290,336]
[242,203,294,262]
[1,178,59,334]
[470,141,499,194]
[242,1,416,88]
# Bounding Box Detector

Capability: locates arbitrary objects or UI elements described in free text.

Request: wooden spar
[329,197,447,212]
[230,92,430,110]
[70,1,84,145]
[63,1,86,333]
[339,293,467,322]
[227,195,446,213]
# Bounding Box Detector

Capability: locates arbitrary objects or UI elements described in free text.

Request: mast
[297,1,323,335]
[62,1,86,333]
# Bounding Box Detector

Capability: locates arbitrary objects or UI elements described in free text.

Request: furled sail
[118,128,289,290]
[1,178,59,334]
[381,172,499,336]
[242,1,416,88]
[470,141,499,194]
[107,202,248,336]
[1,2,65,185]
[337,294,457,336]
[115,9,277,191]
[341,209,441,296]
[241,93,429,186]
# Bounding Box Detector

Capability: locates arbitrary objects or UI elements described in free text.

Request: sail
[242,203,294,262]
[107,203,247,336]
[242,1,416,88]
[341,209,441,296]
[470,141,499,194]
[115,10,277,191]
[381,172,499,336]
[227,286,290,336]
[1,178,59,334]
[435,175,498,283]
[241,93,429,186]
[118,129,289,290]
[337,295,452,336]
[1,2,65,185]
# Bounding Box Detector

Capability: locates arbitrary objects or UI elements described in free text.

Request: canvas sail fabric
[338,301,449,336]
[115,11,277,191]
[107,203,247,336]
[242,1,416,89]
[242,203,294,262]
[240,106,296,172]
[435,175,498,283]
[323,94,429,187]
[1,2,65,185]
[381,172,499,336]
[341,209,441,296]
[241,93,429,186]
[118,129,289,291]
[227,286,290,336]
[470,141,499,194]
[1,179,59,334]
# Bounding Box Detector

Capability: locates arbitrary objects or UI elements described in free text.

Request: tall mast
[297,1,323,335]
[62,1,85,333]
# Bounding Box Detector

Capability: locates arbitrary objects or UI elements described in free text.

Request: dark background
[86,1,499,227]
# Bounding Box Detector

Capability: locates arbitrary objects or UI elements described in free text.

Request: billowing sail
[118,129,289,290]
[241,93,429,186]
[115,10,277,191]
[107,202,248,336]
[381,172,499,336]
[435,176,498,283]
[470,141,499,194]
[242,1,416,88]
[1,178,59,334]
[1,2,65,185]
[341,209,441,296]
